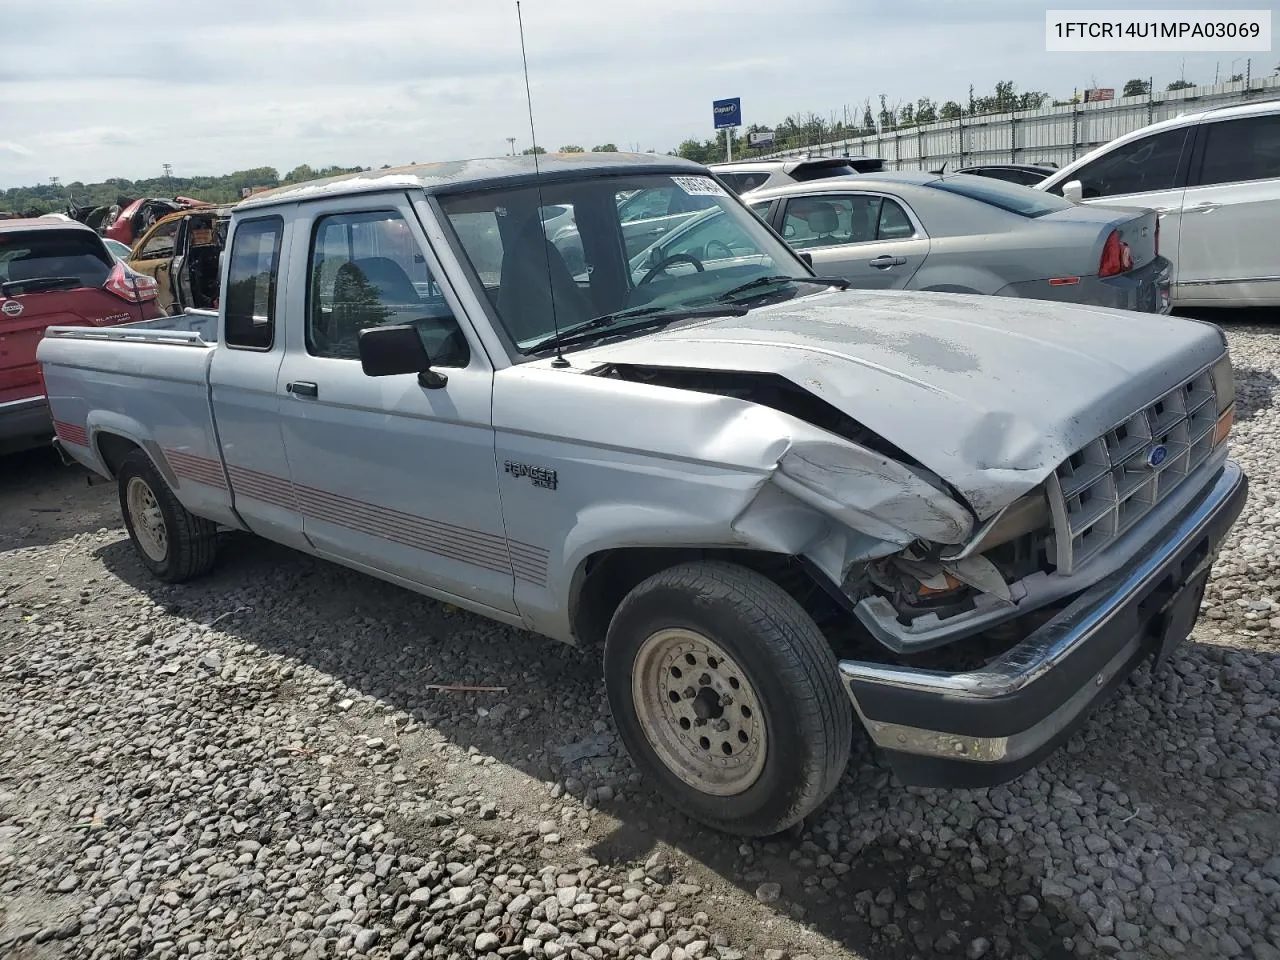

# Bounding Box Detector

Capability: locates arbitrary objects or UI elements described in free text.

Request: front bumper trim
[838,459,1246,779]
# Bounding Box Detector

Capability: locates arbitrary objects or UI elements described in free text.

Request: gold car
[127,206,233,315]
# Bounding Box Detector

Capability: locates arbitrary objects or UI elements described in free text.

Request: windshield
[924,174,1074,218]
[438,173,811,357]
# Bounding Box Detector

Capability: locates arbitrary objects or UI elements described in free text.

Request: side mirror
[1062,179,1084,202]
[357,324,447,388]
[799,252,814,268]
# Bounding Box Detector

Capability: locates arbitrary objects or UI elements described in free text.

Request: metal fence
[764,75,1280,172]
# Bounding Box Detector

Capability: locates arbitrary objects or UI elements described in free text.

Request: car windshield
[438,173,812,357]
[925,174,1075,217]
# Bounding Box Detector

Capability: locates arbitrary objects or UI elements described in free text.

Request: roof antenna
[516,0,569,369]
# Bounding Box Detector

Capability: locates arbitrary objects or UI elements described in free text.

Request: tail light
[104,261,158,303]
[1098,229,1133,278]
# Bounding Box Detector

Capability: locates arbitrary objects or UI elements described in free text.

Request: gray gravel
[1,319,1277,960]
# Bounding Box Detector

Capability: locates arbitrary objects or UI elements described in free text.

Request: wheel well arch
[567,546,847,650]
[94,431,145,479]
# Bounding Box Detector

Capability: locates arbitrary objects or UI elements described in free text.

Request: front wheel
[117,450,219,583]
[604,561,853,837]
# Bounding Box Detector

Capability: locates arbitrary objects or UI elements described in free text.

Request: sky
[1,0,1277,189]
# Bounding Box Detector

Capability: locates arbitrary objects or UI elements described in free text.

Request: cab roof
[235,152,707,210]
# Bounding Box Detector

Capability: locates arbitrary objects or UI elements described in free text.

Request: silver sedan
[735,172,1173,313]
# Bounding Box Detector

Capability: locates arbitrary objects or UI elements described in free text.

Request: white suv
[709,156,886,195]
[1036,99,1280,308]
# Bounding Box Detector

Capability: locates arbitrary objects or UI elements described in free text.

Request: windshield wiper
[714,274,850,303]
[1,276,83,296]
[527,303,748,356]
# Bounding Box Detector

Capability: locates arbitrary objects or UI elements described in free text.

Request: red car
[1,218,163,453]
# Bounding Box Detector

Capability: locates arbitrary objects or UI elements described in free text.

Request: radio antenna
[516,0,569,368]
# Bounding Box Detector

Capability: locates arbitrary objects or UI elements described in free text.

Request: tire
[604,561,853,837]
[117,449,219,583]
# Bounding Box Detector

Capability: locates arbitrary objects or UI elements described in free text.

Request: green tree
[915,98,938,124]
[520,146,547,155]
[591,143,619,152]
[1167,79,1195,91]
[939,100,963,120]
[558,145,584,153]
[1122,78,1151,97]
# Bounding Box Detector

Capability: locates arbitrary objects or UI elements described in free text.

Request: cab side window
[306,210,469,367]
[224,216,283,351]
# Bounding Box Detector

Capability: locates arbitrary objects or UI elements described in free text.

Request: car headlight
[1210,354,1235,446]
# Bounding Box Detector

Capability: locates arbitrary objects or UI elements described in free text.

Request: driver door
[275,191,518,615]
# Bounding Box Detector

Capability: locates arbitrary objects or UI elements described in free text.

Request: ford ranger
[36,154,1248,838]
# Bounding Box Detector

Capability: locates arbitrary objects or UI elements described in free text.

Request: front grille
[1047,367,1218,575]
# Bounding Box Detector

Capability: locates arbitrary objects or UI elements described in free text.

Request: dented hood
[577,289,1226,518]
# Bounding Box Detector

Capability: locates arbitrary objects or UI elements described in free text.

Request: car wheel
[117,449,219,583]
[604,560,852,837]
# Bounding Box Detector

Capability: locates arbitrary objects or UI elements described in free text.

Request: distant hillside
[1,164,366,216]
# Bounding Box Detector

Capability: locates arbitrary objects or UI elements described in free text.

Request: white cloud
[0,0,1270,187]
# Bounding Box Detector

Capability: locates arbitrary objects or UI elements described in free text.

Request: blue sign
[713,97,741,130]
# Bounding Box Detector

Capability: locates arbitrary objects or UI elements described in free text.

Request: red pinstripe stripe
[166,450,228,490]
[53,421,88,446]
[166,454,548,586]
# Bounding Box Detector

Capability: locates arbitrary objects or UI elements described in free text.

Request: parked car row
[700,97,1278,310]
[1037,98,1280,308]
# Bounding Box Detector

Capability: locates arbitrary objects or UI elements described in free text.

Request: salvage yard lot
[1,315,1277,960]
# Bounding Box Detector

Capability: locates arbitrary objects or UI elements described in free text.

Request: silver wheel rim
[631,628,768,797]
[126,476,168,563]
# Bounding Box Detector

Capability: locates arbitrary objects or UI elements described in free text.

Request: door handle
[286,381,318,398]
[869,256,907,269]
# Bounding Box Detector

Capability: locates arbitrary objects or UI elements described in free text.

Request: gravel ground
[1,318,1278,960]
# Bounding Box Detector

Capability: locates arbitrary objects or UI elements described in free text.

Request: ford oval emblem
[1,300,22,317]
[1146,444,1169,468]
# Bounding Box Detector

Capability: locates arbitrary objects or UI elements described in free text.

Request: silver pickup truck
[37,154,1248,838]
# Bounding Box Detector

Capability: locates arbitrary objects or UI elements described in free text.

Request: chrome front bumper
[838,460,1248,787]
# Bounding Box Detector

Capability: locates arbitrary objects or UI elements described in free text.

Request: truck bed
[36,307,237,527]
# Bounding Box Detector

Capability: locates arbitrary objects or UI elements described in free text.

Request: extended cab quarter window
[1196,114,1280,186]
[307,210,468,367]
[224,217,283,351]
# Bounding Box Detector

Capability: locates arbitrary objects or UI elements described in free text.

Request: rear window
[924,175,1075,218]
[0,229,111,290]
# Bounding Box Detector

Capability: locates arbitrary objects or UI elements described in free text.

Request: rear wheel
[117,450,218,583]
[604,561,853,836]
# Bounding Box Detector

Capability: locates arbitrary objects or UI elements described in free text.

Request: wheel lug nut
[683,686,696,699]
[713,719,730,733]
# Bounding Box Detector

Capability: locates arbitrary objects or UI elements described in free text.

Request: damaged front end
[604,352,1237,661]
